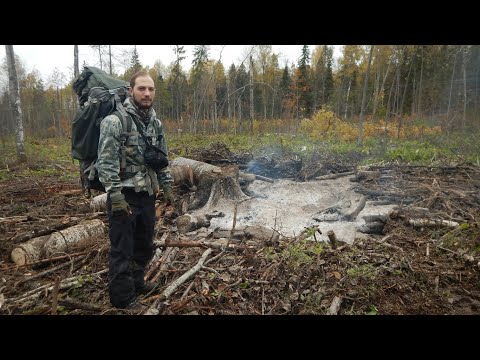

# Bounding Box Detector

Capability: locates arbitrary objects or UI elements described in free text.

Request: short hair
[130,71,152,89]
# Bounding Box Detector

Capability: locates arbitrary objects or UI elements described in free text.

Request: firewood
[90,193,107,212]
[408,218,459,228]
[315,171,355,181]
[176,214,211,233]
[10,219,106,266]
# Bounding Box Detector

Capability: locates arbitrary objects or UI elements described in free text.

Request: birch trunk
[357,45,374,146]
[11,219,106,266]
[5,45,26,163]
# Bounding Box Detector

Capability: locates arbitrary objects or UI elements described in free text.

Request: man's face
[130,75,155,110]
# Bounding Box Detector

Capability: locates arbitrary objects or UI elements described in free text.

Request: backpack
[71,66,132,197]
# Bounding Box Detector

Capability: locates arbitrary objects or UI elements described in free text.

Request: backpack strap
[111,93,133,174]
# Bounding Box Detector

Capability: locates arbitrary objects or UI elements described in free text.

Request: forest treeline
[1,45,479,139]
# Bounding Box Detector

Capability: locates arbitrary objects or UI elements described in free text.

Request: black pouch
[144,146,169,170]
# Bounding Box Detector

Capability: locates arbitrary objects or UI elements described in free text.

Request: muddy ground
[1,143,479,315]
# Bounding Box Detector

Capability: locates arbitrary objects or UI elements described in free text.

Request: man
[97,71,174,311]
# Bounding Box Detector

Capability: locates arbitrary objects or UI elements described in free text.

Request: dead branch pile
[1,160,479,315]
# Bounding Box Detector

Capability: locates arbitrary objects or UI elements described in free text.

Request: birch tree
[357,45,374,146]
[5,45,26,162]
[74,45,79,79]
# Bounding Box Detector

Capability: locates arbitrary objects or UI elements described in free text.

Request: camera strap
[129,114,168,157]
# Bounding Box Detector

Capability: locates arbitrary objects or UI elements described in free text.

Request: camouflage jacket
[97,97,173,195]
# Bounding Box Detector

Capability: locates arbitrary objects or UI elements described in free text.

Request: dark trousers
[107,189,156,308]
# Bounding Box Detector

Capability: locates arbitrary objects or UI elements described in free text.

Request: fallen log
[10,219,106,266]
[327,296,343,315]
[315,171,354,181]
[408,218,459,228]
[176,214,211,233]
[340,195,367,221]
[356,221,385,234]
[11,217,82,244]
[91,193,107,212]
[213,225,280,243]
[349,170,380,182]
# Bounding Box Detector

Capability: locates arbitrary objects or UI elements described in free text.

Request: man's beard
[132,96,153,110]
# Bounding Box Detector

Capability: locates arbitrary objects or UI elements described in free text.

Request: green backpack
[71,66,132,197]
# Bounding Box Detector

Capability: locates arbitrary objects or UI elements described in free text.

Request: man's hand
[110,191,130,216]
[162,187,175,206]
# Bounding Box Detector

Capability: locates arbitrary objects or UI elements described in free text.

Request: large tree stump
[11,219,106,266]
[171,157,251,211]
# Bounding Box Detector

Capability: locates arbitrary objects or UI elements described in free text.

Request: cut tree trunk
[171,157,251,211]
[176,214,211,233]
[91,193,107,212]
[11,219,106,266]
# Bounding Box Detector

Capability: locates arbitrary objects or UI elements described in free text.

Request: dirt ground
[1,144,479,315]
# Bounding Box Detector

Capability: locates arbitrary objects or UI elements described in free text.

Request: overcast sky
[0,45,342,87]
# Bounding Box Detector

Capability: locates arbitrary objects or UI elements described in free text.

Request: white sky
[0,45,342,87]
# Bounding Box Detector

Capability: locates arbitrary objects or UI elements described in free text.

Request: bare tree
[357,45,374,146]
[5,45,26,162]
[249,55,254,134]
[74,45,79,79]
[109,45,112,75]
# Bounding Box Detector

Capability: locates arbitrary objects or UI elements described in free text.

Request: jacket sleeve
[97,114,123,193]
[155,118,174,190]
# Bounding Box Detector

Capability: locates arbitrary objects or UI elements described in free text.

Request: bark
[170,165,195,190]
[11,219,106,266]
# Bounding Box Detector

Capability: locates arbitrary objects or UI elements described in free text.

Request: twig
[436,245,457,255]
[262,287,265,315]
[7,268,108,304]
[180,280,196,300]
[231,201,239,235]
[51,277,60,315]
[145,248,213,315]
[4,252,87,270]
[201,266,220,276]
[58,297,106,312]
[16,255,87,286]
[204,248,226,266]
